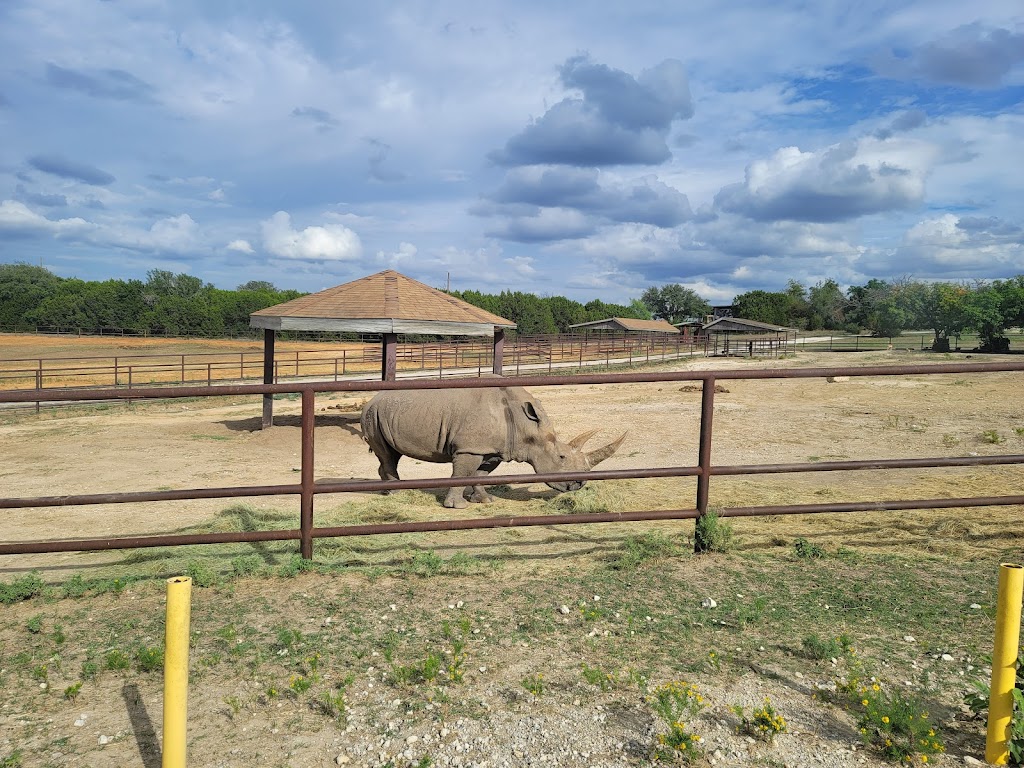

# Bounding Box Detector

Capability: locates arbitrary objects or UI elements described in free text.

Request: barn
[701,316,795,357]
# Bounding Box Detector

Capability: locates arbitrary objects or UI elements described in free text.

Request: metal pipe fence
[1,360,1023,558]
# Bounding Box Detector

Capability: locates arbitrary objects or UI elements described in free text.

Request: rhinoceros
[360,385,626,508]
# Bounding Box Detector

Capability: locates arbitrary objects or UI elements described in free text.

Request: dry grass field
[1,336,1022,767]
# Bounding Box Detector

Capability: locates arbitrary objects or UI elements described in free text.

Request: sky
[0,1,1022,304]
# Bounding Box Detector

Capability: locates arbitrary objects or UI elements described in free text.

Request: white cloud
[0,199,91,234]
[715,137,938,222]
[226,239,254,253]
[261,211,362,261]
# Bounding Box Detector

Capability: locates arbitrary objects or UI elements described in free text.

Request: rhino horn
[585,432,627,468]
[568,429,600,450]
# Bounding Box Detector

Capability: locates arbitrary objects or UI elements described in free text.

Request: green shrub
[0,572,44,604]
[802,633,853,660]
[794,537,826,559]
[694,510,733,554]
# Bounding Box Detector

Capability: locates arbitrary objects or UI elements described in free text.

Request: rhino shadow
[217,413,362,437]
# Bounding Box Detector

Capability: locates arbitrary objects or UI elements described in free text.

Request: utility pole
[446,272,450,291]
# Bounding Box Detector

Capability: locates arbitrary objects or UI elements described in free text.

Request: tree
[237,280,278,292]
[732,290,791,326]
[640,284,710,324]
[546,296,587,332]
[807,279,848,330]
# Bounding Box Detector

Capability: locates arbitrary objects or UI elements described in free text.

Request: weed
[982,429,1005,444]
[0,572,44,604]
[581,663,616,691]
[0,750,23,768]
[649,681,706,763]
[186,560,218,588]
[802,634,853,660]
[854,681,945,762]
[30,664,48,682]
[942,433,960,447]
[521,673,544,697]
[25,615,43,634]
[60,574,88,598]
[793,537,825,559]
[80,660,99,680]
[732,697,787,742]
[1015,427,1024,438]
[694,509,733,554]
[609,532,684,571]
[410,551,444,577]
[105,649,131,671]
[224,696,241,717]
[136,646,164,673]
[320,674,355,720]
[63,682,82,700]
[230,555,262,577]
[278,554,316,577]
[289,675,312,695]
[51,624,66,645]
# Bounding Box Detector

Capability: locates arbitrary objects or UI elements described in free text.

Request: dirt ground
[1,343,1022,573]
[1,340,1023,768]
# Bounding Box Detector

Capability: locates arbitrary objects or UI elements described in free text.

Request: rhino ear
[522,401,541,423]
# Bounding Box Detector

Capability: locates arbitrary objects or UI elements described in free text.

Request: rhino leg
[444,453,488,508]
[371,444,402,494]
[467,456,502,504]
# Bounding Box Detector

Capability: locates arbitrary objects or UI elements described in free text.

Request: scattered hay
[678,384,730,393]
[547,482,628,514]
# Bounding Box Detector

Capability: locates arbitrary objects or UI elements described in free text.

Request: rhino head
[525,413,627,493]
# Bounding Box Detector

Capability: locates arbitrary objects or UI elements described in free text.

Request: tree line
[729,277,1024,352]
[1,263,1022,351]
[0,264,303,338]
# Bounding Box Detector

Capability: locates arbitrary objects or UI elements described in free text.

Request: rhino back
[361,388,513,462]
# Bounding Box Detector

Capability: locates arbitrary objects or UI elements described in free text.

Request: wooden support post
[381,333,398,381]
[492,329,505,375]
[262,329,275,429]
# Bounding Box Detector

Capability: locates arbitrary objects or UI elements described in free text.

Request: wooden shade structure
[250,270,516,427]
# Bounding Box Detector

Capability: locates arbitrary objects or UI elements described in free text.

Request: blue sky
[0,1,1022,303]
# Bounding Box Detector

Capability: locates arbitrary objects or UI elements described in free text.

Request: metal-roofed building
[567,317,681,336]
[701,316,795,357]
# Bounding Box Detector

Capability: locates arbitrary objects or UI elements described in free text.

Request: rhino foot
[443,493,470,509]
[468,490,494,504]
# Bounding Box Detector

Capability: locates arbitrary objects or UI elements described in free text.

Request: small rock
[98,735,110,745]
[964,757,986,766]
[970,603,982,610]
[903,635,916,643]
[456,600,464,609]
[73,718,86,727]
[335,755,351,765]
[558,605,570,615]
[701,598,718,609]
[942,653,955,662]
[406,735,419,745]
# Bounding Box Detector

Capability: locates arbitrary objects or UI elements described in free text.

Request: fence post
[35,368,42,415]
[300,390,316,560]
[986,562,1023,765]
[163,575,192,768]
[694,376,717,552]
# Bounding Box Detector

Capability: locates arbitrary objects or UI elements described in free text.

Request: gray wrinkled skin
[360,386,624,508]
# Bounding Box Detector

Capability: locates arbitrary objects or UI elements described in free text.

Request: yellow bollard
[986,562,1023,765]
[163,576,192,768]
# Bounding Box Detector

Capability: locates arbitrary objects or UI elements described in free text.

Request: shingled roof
[250,270,516,336]
[567,317,681,334]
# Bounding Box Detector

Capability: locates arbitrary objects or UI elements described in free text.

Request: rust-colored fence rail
[1,360,1023,558]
